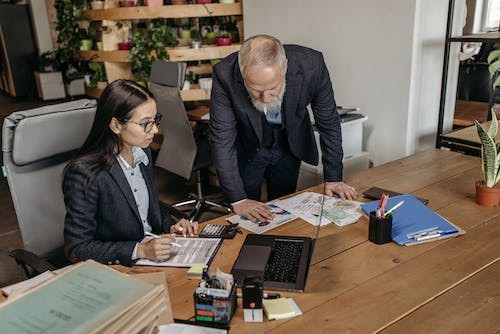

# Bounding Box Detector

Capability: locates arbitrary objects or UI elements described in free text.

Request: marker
[385,200,404,217]
[144,231,183,248]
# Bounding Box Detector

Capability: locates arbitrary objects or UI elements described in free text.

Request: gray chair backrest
[149,61,196,180]
[2,99,97,256]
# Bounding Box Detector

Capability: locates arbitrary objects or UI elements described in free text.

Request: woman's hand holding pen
[137,233,175,261]
[325,181,358,200]
[171,218,198,237]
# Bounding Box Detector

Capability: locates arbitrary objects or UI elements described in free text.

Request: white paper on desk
[274,192,362,226]
[158,323,227,334]
[227,200,297,234]
[135,238,221,267]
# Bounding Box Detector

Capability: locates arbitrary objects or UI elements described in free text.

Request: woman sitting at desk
[63,79,198,266]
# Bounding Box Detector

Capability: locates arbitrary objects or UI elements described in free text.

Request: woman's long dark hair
[66,79,154,188]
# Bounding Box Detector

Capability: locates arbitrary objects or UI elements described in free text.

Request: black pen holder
[193,283,237,325]
[368,211,393,244]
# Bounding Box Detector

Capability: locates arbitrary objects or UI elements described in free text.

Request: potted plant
[190,29,202,48]
[129,21,179,84]
[90,1,105,9]
[34,49,66,100]
[116,21,131,50]
[88,61,107,89]
[183,70,197,90]
[216,32,231,46]
[474,49,500,207]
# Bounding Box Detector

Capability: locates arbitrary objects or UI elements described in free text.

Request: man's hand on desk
[232,199,274,222]
[325,181,358,200]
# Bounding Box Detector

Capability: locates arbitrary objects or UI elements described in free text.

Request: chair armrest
[9,249,58,278]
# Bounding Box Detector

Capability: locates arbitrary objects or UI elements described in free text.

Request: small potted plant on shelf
[116,21,131,50]
[216,32,232,46]
[90,1,105,9]
[474,49,500,207]
[88,61,107,90]
[190,29,202,48]
[183,70,197,90]
[118,0,135,7]
[34,49,66,100]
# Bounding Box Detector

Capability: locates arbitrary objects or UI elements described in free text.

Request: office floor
[0,92,228,287]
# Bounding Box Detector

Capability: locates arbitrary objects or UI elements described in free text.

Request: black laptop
[230,234,314,292]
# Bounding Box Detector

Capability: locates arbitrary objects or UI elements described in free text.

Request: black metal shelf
[448,31,500,42]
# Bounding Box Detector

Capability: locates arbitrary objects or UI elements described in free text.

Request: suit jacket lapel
[109,162,142,222]
[235,64,263,143]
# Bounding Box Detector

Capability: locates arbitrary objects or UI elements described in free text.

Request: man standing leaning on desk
[210,34,358,222]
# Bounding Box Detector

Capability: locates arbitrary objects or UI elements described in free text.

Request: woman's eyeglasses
[120,113,162,133]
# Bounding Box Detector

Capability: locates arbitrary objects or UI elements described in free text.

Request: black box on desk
[193,284,237,325]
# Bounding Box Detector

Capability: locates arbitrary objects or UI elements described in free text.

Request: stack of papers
[275,192,362,226]
[262,297,302,320]
[0,260,169,333]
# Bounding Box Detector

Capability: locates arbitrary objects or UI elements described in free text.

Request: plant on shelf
[88,61,107,89]
[54,0,88,77]
[190,29,202,48]
[129,21,179,84]
[216,32,232,46]
[474,48,500,207]
[37,49,62,72]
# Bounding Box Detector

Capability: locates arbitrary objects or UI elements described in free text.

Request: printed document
[227,200,297,234]
[274,192,362,226]
[135,237,221,267]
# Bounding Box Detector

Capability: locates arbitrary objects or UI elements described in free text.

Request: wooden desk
[116,150,499,333]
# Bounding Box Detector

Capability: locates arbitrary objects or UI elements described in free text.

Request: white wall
[243,0,453,166]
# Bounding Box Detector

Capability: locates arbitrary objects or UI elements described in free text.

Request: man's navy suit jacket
[210,45,343,203]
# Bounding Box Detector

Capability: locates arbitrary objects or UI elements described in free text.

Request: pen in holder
[368,211,393,244]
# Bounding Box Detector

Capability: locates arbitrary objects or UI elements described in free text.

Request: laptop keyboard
[263,239,304,283]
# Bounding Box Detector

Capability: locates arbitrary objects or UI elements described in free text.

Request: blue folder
[360,194,460,245]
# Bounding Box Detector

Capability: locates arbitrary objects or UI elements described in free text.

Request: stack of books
[0,260,169,333]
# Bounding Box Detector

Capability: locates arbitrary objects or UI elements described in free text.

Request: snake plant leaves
[475,111,499,188]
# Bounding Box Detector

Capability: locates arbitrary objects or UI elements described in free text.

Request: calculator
[199,224,240,239]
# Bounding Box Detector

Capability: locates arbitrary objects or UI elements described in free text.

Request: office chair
[149,61,232,222]
[2,99,97,278]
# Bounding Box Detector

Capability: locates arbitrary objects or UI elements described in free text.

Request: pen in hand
[144,231,183,248]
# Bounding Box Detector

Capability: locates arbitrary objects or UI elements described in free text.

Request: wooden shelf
[85,83,210,102]
[78,44,240,62]
[83,3,242,20]
[79,50,130,62]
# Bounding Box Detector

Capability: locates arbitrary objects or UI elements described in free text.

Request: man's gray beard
[249,82,286,113]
